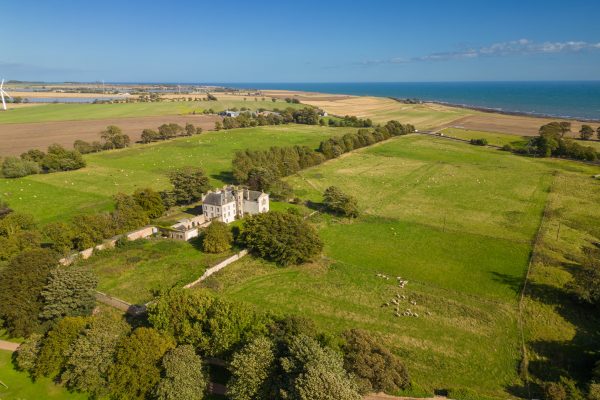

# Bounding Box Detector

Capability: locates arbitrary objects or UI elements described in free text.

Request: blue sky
[2,0,600,82]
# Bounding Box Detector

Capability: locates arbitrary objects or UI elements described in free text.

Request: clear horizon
[3,0,600,83]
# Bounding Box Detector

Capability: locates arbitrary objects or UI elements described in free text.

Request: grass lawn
[0,99,303,124]
[0,350,86,400]
[440,127,529,148]
[0,124,354,224]
[201,135,600,398]
[75,239,235,304]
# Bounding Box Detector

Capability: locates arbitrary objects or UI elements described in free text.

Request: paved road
[0,339,19,352]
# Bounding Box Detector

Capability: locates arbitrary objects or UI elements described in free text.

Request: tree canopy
[155,345,208,400]
[202,220,233,253]
[323,186,360,218]
[168,167,211,205]
[240,211,323,266]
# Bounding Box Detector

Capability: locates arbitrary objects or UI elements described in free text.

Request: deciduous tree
[202,221,233,253]
[40,268,98,321]
[168,167,211,205]
[155,345,208,400]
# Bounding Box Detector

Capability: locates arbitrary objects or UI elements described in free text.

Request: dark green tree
[0,249,58,336]
[323,186,359,218]
[240,211,323,266]
[40,268,98,321]
[227,336,275,400]
[108,327,175,400]
[62,313,131,398]
[155,345,208,400]
[168,167,211,205]
[133,187,166,218]
[41,144,86,172]
[33,316,87,379]
[580,124,595,140]
[112,193,150,231]
[202,221,233,253]
[43,221,76,255]
[341,329,410,394]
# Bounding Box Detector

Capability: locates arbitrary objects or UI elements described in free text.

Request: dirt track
[0,114,221,156]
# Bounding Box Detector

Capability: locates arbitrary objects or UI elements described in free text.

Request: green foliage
[530,122,598,161]
[0,249,58,337]
[1,156,40,178]
[240,211,323,266]
[168,167,211,205]
[323,186,359,218]
[280,335,361,400]
[73,139,102,154]
[112,193,150,231]
[100,125,131,149]
[0,212,41,261]
[133,187,165,218]
[148,289,264,357]
[21,149,46,162]
[43,221,76,255]
[469,138,488,146]
[158,123,184,140]
[141,128,160,143]
[588,383,600,400]
[579,124,595,140]
[155,345,208,400]
[202,221,233,253]
[41,144,86,172]
[447,387,498,400]
[108,327,175,400]
[14,333,43,373]
[568,247,600,305]
[33,316,87,379]
[40,268,98,321]
[62,312,131,397]
[227,336,275,400]
[341,329,410,394]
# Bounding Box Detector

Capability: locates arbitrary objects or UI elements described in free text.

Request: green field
[0,350,86,400]
[74,239,234,304]
[440,127,529,147]
[0,124,354,224]
[0,99,304,124]
[201,135,600,397]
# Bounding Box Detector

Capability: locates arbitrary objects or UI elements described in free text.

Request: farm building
[165,215,207,241]
[202,186,269,224]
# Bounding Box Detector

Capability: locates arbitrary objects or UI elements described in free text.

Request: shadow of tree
[211,171,235,184]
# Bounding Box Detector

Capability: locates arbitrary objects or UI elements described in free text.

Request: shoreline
[389,97,600,123]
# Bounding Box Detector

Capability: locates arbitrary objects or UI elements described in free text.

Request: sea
[221,81,600,121]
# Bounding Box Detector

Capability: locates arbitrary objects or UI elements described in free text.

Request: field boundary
[516,172,558,396]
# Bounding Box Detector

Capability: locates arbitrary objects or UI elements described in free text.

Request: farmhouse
[202,185,269,223]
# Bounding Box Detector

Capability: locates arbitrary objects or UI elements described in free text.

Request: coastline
[398,98,600,123]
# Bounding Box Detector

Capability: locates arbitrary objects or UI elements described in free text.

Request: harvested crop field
[0,114,221,156]
[444,113,592,137]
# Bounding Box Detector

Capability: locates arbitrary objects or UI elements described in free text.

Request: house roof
[203,191,235,206]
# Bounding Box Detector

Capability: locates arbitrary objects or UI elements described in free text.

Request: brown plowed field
[0,114,221,156]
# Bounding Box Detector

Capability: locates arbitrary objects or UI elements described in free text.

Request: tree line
[231,120,414,199]
[506,122,600,162]
[216,107,322,130]
[1,144,85,178]
[12,288,411,400]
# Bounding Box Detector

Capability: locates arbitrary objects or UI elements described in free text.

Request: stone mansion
[202,186,269,223]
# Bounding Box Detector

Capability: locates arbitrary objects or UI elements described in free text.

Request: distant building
[223,110,240,117]
[202,186,269,224]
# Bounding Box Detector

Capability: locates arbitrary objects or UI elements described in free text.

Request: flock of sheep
[376,273,424,318]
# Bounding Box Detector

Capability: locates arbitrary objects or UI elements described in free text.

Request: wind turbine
[0,79,12,111]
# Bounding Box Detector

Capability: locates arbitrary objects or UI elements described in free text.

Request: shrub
[502,144,513,152]
[323,186,360,218]
[202,221,233,253]
[1,156,40,178]
[469,138,488,146]
[240,211,323,266]
[41,144,86,172]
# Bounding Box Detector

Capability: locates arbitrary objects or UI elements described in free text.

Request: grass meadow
[0,124,355,224]
[0,98,303,124]
[74,239,235,304]
[201,135,600,398]
[0,350,86,400]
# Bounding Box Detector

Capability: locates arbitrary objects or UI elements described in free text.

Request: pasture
[0,124,353,224]
[202,135,600,397]
[74,239,233,304]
